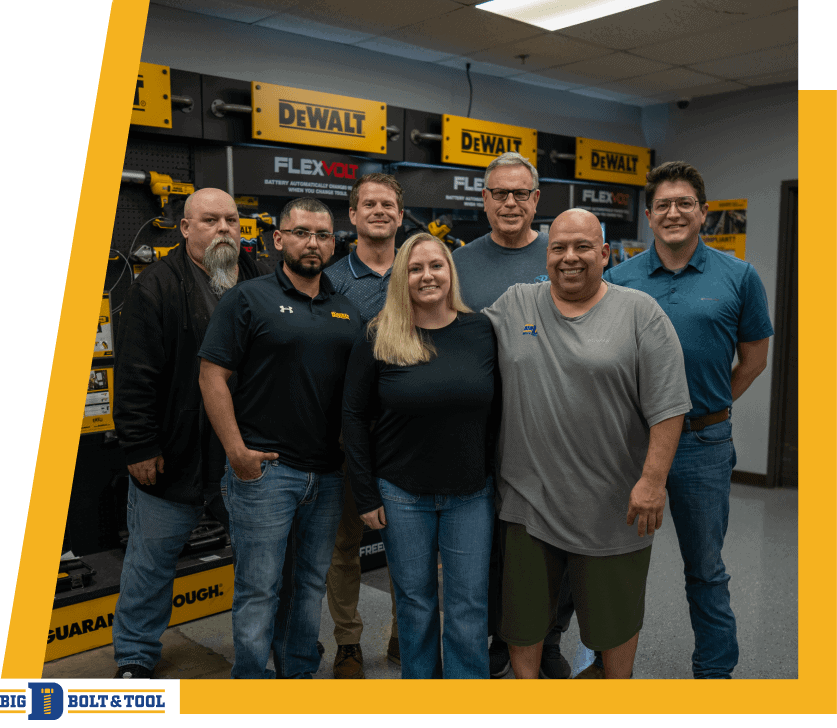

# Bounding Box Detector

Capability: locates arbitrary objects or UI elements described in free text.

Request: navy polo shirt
[199,266,362,473]
[603,239,773,417]
[325,249,393,324]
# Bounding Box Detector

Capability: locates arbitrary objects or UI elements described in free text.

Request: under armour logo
[279,306,294,313]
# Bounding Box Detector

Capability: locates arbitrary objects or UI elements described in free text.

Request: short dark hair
[349,173,404,211]
[279,197,334,228]
[645,161,707,207]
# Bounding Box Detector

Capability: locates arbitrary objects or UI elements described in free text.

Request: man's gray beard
[204,237,239,296]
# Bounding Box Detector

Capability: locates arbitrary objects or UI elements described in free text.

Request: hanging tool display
[122,169,195,229]
[403,210,465,249]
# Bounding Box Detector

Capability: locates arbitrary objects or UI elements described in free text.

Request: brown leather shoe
[574,663,605,679]
[387,636,401,666]
[334,643,365,679]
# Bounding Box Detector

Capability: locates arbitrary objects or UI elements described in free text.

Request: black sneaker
[114,664,153,679]
[488,636,511,678]
[539,643,571,679]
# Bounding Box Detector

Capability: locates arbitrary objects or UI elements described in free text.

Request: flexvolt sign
[442,115,538,168]
[575,137,652,186]
[233,147,381,199]
[574,184,637,222]
[252,83,388,154]
[131,62,172,129]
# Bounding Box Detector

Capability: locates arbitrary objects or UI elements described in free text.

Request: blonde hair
[369,233,472,366]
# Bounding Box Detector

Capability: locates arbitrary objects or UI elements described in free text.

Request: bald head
[549,208,603,244]
[546,208,609,310]
[183,187,236,219]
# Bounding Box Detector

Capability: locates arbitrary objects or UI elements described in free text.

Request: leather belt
[683,408,729,433]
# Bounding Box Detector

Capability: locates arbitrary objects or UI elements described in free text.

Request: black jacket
[114,243,268,504]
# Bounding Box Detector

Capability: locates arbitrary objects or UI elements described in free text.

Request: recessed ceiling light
[476,0,663,32]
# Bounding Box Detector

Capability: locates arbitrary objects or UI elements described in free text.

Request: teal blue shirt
[603,239,773,417]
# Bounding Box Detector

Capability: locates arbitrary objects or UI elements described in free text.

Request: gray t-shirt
[483,281,691,557]
[452,231,550,311]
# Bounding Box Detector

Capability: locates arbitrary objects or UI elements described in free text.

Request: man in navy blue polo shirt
[324,173,403,678]
[199,198,361,679]
[603,161,774,679]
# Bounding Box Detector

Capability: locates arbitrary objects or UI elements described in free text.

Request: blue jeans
[113,479,206,670]
[222,459,343,679]
[666,419,738,679]
[378,476,494,679]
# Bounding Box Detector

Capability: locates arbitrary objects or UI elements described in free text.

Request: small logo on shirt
[522,324,538,337]
[700,297,719,301]
[534,275,549,282]
[279,306,294,313]
[331,311,350,320]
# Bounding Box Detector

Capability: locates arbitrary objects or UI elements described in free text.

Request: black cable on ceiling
[466,62,473,117]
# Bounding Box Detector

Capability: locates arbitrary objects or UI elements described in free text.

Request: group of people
[111,152,773,680]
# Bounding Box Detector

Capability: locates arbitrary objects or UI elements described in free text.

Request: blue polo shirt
[603,239,773,417]
[325,249,394,325]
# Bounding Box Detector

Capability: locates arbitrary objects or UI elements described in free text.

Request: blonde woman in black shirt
[343,232,497,679]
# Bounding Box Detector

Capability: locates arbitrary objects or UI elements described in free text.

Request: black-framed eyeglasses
[649,196,699,214]
[484,188,536,202]
[280,228,335,242]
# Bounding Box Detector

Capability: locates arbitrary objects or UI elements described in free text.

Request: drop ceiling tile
[284,0,463,35]
[470,32,610,71]
[598,67,720,94]
[550,52,673,83]
[557,0,735,51]
[151,0,297,23]
[256,13,376,43]
[386,5,543,55]
[634,9,797,65]
[354,36,456,63]
[739,68,798,87]
[436,56,526,78]
[689,0,799,19]
[690,43,797,79]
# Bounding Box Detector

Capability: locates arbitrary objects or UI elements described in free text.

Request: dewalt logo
[460,130,522,157]
[590,150,639,175]
[331,312,350,320]
[279,101,366,138]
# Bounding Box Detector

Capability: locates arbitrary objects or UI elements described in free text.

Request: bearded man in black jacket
[111,188,267,679]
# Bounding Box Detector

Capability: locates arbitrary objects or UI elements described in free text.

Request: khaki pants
[326,475,398,645]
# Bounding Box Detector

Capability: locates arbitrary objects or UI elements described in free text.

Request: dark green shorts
[498,522,652,651]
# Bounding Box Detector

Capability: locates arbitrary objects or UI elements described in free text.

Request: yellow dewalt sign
[252,83,387,154]
[46,565,234,661]
[575,137,651,186]
[442,115,537,168]
[131,62,172,129]
[239,218,258,241]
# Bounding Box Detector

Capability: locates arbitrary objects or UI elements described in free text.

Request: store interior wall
[140,5,797,476]
[640,84,797,474]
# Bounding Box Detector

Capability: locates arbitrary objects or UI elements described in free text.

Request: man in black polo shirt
[199,198,361,679]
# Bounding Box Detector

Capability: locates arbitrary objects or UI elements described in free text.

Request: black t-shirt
[199,266,362,473]
[343,312,498,515]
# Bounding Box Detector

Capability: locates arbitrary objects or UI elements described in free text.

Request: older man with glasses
[604,161,774,679]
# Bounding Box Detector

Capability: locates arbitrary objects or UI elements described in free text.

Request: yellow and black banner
[442,115,537,168]
[575,137,651,186]
[252,83,387,154]
[131,62,172,129]
[701,198,747,260]
[46,565,234,661]
[93,295,113,358]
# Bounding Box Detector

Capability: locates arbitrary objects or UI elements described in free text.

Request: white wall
[640,84,797,474]
[141,5,797,475]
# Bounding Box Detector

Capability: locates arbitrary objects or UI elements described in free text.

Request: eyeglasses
[280,228,335,243]
[484,188,536,202]
[649,196,699,214]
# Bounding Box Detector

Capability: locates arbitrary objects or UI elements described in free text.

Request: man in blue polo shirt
[603,161,774,679]
[324,173,403,678]
[199,197,361,679]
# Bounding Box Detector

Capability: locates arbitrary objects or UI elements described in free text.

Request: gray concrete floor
[43,483,797,680]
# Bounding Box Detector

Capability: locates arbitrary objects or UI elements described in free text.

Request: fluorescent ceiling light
[477,0,663,31]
